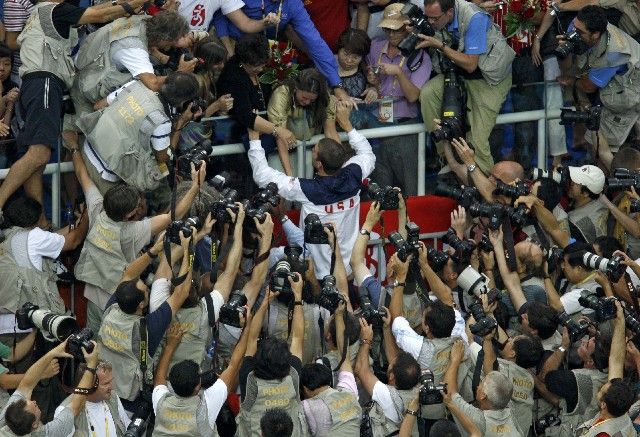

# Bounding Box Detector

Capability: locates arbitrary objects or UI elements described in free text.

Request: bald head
[492,161,524,183]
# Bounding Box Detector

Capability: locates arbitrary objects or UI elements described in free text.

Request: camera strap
[533,222,551,252]
[60,361,99,395]
[209,237,233,284]
[318,310,326,356]
[623,272,640,316]
[471,349,484,401]
[501,221,518,272]
[139,317,151,386]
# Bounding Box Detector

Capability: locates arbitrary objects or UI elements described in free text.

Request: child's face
[0,58,11,82]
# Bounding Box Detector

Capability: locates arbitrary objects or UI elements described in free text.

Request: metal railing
[0,108,563,227]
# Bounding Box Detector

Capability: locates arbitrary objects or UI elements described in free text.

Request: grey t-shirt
[0,391,74,436]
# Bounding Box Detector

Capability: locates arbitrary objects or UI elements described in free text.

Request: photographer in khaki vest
[557,6,640,159]
[236,278,308,437]
[53,360,130,436]
[76,72,201,194]
[417,0,514,174]
[69,142,205,334]
[152,316,251,437]
[575,301,636,436]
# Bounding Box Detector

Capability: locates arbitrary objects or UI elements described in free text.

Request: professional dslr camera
[555,30,588,59]
[434,183,479,209]
[630,199,640,214]
[582,251,626,283]
[624,307,640,338]
[388,222,421,262]
[16,302,80,342]
[578,293,617,322]
[219,291,247,328]
[442,229,475,262]
[468,202,506,231]
[547,246,564,273]
[304,214,334,244]
[244,183,280,231]
[531,166,569,185]
[431,60,466,142]
[270,261,298,294]
[427,246,450,271]
[211,187,241,224]
[478,234,494,253]
[398,3,435,56]
[318,275,345,313]
[534,413,561,435]
[493,180,529,200]
[124,398,152,437]
[467,301,498,336]
[607,168,640,192]
[557,311,590,341]
[419,369,446,405]
[360,295,385,327]
[284,244,309,275]
[176,140,213,179]
[66,328,95,360]
[559,106,602,131]
[166,217,202,244]
[457,266,499,312]
[367,182,400,210]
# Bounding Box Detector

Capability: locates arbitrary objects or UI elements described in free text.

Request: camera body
[419,370,446,405]
[270,261,298,294]
[608,168,640,192]
[124,398,152,437]
[555,30,588,58]
[508,204,529,227]
[557,311,590,340]
[389,222,421,262]
[578,294,617,322]
[318,276,345,313]
[583,252,626,283]
[559,106,602,131]
[16,302,79,342]
[435,184,479,209]
[494,180,529,200]
[547,246,564,273]
[478,234,494,253]
[176,141,213,179]
[360,296,385,327]
[443,229,475,262]
[468,202,506,231]
[398,4,435,56]
[468,301,498,336]
[304,214,333,244]
[211,187,240,224]
[534,414,561,434]
[531,166,569,185]
[457,266,499,311]
[166,217,202,245]
[367,182,400,210]
[431,66,465,142]
[284,245,309,275]
[427,247,449,271]
[624,307,640,337]
[219,291,248,328]
[66,328,95,360]
[244,183,280,231]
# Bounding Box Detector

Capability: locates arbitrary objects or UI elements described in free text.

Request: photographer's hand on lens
[359,318,374,343]
[364,201,382,228]
[255,212,274,238]
[49,338,74,360]
[196,213,215,240]
[82,341,99,368]
[450,137,476,166]
[488,226,504,248]
[42,359,61,379]
[612,250,637,268]
[381,307,392,328]
[189,160,207,187]
[414,34,444,51]
[614,300,625,326]
[177,54,198,73]
[391,252,411,280]
[179,228,194,251]
[289,272,303,299]
[417,241,429,266]
[335,300,346,316]
[227,201,245,224]
[480,293,497,315]
[323,223,337,249]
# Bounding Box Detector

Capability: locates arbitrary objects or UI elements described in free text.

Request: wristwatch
[360,228,371,237]
[557,346,566,353]
[467,164,477,173]
[404,409,419,417]
[392,280,406,288]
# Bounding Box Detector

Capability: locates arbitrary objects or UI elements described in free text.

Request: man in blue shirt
[557,6,640,155]
[211,0,351,102]
[416,0,515,174]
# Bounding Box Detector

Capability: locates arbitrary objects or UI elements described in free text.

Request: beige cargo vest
[568,199,609,244]
[97,304,152,402]
[76,80,168,192]
[368,385,417,437]
[269,301,325,365]
[153,391,215,436]
[165,303,212,371]
[75,16,150,103]
[576,412,637,436]
[498,358,535,435]
[304,387,361,436]
[316,345,359,387]
[577,23,640,111]
[0,227,64,314]
[59,393,126,436]
[481,406,523,436]
[17,2,77,89]
[236,369,308,437]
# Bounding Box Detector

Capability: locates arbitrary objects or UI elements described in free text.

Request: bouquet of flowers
[259,40,299,85]
[504,0,540,39]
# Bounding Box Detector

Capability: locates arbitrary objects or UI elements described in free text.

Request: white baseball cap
[568,165,605,194]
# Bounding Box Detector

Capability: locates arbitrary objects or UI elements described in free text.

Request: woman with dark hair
[267,68,339,175]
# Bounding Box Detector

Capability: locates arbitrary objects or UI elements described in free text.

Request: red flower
[281,52,294,64]
[510,0,523,12]
[278,41,288,51]
[276,69,286,81]
[522,7,535,18]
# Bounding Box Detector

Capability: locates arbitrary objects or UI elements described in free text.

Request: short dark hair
[103,184,141,221]
[4,197,42,228]
[593,236,623,258]
[0,43,13,64]
[527,302,558,340]
[5,399,36,435]
[424,300,456,338]
[328,312,360,347]
[146,11,189,44]
[577,5,608,34]
[160,72,200,108]
[592,332,612,371]
[235,33,270,67]
[260,408,293,437]
[114,279,145,314]
[255,336,291,380]
[513,335,544,369]
[424,0,454,12]
[301,363,332,391]
[428,419,461,437]
[580,185,600,200]
[336,28,371,57]
[169,360,201,397]
[603,378,635,417]
[611,146,640,172]
[316,138,353,175]
[392,351,420,390]
[563,241,594,268]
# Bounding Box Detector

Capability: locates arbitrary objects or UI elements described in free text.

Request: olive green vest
[577,23,640,111]
[17,2,77,89]
[305,387,361,436]
[368,385,417,437]
[153,391,215,436]
[481,406,523,436]
[97,304,152,401]
[497,358,534,435]
[75,16,149,103]
[74,211,129,297]
[568,199,609,244]
[0,425,34,436]
[165,302,212,371]
[418,336,474,420]
[0,227,64,314]
[453,0,515,84]
[402,291,424,329]
[316,345,359,388]
[76,80,168,192]
[269,302,324,365]
[236,369,308,437]
[59,393,126,436]
[576,412,637,436]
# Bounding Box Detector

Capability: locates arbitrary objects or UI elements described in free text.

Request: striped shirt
[4,0,34,79]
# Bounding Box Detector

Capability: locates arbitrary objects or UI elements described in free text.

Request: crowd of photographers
[0,0,639,434]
